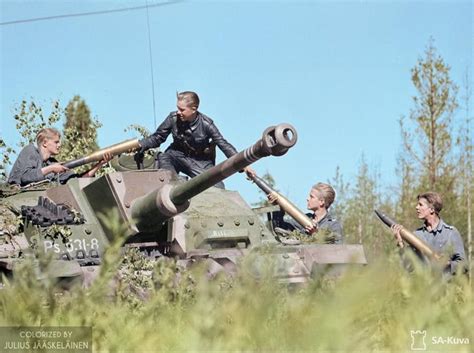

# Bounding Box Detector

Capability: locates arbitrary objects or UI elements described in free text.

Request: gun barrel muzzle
[170,123,298,205]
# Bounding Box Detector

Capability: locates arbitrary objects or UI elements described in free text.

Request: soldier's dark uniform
[139,111,239,188]
[8,144,76,186]
[313,212,344,244]
[275,211,344,244]
[411,219,466,275]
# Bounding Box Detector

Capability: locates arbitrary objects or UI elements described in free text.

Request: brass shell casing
[269,191,314,230]
[63,139,140,169]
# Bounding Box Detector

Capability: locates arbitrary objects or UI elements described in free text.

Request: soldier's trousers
[156,149,225,189]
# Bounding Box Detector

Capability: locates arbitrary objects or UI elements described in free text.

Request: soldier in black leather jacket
[137,91,254,188]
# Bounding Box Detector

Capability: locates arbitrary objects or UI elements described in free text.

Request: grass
[0,241,472,353]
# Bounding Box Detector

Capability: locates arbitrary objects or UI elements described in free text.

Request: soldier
[269,182,344,244]
[135,91,255,188]
[391,192,466,275]
[8,127,110,187]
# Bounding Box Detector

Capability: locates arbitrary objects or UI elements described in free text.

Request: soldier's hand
[391,224,404,248]
[48,163,69,174]
[134,146,146,164]
[85,153,113,177]
[101,152,113,164]
[94,153,113,168]
[243,166,256,179]
[305,218,318,235]
[267,193,278,204]
[305,223,317,235]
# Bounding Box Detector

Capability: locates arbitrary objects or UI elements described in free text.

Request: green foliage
[124,124,152,139]
[63,95,99,151]
[342,155,393,260]
[1,39,472,351]
[0,202,22,236]
[328,166,350,223]
[0,138,15,182]
[13,99,63,147]
[454,71,473,268]
[43,225,73,244]
[0,246,471,352]
[394,152,419,231]
[395,38,471,260]
[324,39,471,266]
[400,38,458,194]
[1,99,64,182]
[3,97,113,179]
[57,118,104,175]
[58,96,102,174]
[290,227,339,244]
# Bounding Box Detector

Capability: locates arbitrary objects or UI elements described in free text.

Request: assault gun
[62,139,140,169]
[249,174,314,232]
[374,209,441,260]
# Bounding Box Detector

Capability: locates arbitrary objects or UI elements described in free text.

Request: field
[0,241,472,353]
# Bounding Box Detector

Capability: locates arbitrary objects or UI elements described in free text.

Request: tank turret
[131,123,297,232]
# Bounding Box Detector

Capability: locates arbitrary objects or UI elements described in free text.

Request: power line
[0,1,182,26]
[145,0,158,127]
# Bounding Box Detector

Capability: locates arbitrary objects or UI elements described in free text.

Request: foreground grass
[0,247,472,353]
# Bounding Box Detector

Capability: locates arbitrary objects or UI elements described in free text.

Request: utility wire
[0,1,182,26]
[1,1,176,130]
[145,0,158,127]
[1,0,182,128]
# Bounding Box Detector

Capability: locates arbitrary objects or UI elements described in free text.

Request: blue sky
[1,0,472,209]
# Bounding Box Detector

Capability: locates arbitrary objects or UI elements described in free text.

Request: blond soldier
[8,128,109,186]
[391,192,466,275]
[269,182,344,243]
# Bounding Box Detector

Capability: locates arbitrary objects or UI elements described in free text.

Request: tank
[0,123,366,285]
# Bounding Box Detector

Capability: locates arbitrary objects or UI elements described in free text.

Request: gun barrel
[250,174,314,230]
[62,139,140,169]
[374,209,439,259]
[131,123,298,232]
[170,123,297,205]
